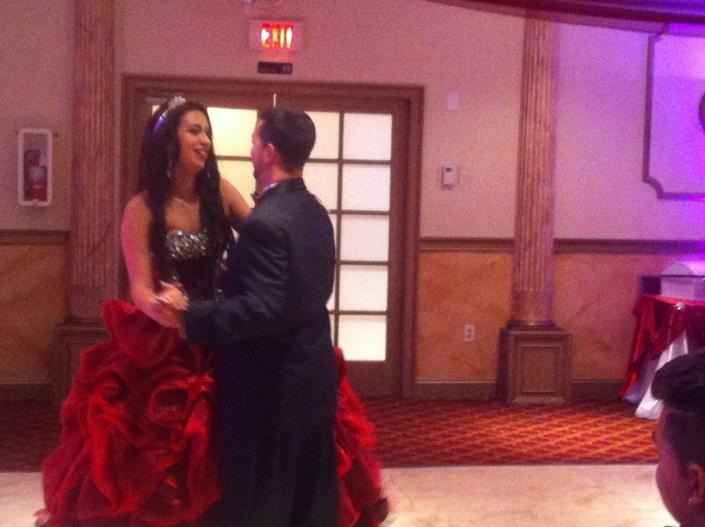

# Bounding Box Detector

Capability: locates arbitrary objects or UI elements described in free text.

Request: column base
[53,318,108,404]
[499,325,572,405]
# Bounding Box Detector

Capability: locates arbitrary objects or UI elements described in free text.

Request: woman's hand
[157,281,189,311]
[145,295,183,329]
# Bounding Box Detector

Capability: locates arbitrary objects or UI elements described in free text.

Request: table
[621,294,705,419]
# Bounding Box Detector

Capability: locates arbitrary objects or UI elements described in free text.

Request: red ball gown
[40,229,386,526]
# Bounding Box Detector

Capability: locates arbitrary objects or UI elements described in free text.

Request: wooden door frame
[121,75,423,398]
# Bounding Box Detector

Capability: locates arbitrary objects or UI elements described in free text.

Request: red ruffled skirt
[41,300,385,526]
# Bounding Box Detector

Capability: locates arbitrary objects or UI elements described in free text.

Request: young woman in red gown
[39,97,387,527]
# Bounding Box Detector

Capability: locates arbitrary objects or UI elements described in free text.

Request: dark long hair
[137,98,233,278]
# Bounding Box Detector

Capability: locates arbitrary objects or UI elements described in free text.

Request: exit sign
[249,20,303,51]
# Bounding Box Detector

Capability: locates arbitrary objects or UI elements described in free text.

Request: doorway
[122,77,422,397]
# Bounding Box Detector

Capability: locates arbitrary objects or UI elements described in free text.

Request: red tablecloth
[620,294,705,396]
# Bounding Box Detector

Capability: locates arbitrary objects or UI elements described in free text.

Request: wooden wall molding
[420,237,705,254]
[420,238,515,252]
[0,230,69,246]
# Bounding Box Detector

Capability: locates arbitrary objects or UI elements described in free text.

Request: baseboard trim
[0,382,53,401]
[411,380,622,401]
[570,379,623,401]
[413,381,497,400]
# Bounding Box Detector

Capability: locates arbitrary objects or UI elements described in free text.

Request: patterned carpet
[0,399,656,472]
[364,399,657,466]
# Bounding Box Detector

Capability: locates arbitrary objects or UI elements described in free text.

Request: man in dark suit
[179,107,338,526]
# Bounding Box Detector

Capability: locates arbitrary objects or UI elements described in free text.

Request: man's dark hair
[257,107,316,172]
[652,350,705,472]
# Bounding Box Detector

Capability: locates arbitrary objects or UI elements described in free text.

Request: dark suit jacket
[184,177,338,432]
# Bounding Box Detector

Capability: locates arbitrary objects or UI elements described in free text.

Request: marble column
[499,18,572,404]
[55,0,116,402]
[510,18,558,327]
[69,0,118,319]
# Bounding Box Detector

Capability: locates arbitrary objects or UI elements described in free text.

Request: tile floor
[1,464,674,527]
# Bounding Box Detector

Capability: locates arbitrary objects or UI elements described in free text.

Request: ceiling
[427,0,705,26]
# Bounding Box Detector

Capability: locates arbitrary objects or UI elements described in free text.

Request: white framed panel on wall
[644,34,705,199]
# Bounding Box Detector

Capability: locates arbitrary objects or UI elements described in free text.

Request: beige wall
[417,250,512,381]
[117,0,705,240]
[118,0,525,238]
[0,0,73,231]
[416,248,690,385]
[3,0,705,392]
[554,24,705,240]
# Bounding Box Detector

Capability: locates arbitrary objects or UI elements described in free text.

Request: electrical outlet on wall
[464,324,475,342]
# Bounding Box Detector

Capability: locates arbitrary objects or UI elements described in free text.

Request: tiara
[152,96,187,133]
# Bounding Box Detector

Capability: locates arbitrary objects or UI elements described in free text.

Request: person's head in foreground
[652,351,705,527]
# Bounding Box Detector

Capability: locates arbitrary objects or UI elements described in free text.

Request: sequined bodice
[166,229,209,261]
[162,228,221,301]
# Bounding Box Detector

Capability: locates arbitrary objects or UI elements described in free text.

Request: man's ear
[264,143,277,164]
[268,143,283,167]
[688,464,705,506]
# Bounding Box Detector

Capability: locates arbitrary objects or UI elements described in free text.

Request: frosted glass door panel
[207,107,258,157]
[339,315,387,361]
[343,113,392,161]
[218,160,256,207]
[304,163,338,211]
[327,276,336,311]
[340,215,389,261]
[328,213,337,244]
[307,111,340,159]
[342,164,390,211]
[339,265,388,311]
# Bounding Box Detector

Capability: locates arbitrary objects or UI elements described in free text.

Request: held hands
[157,281,189,311]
